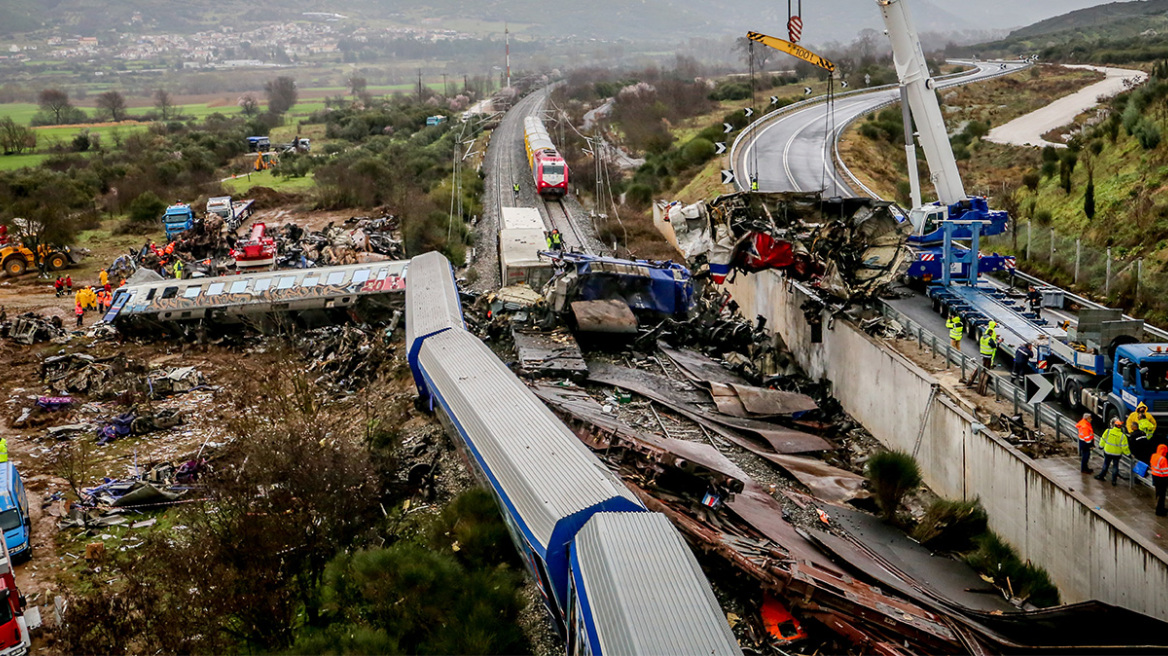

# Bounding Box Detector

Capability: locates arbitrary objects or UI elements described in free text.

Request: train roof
[405,251,464,356]
[500,229,550,268]
[501,207,546,231]
[417,328,641,549]
[109,260,407,321]
[524,116,557,153]
[572,512,742,656]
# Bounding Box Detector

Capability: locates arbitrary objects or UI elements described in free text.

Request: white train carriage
[569,513,742,656]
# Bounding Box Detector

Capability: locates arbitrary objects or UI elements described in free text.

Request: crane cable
[749,41,759,187]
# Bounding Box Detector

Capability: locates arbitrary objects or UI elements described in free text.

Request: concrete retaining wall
[724,268,1168,620]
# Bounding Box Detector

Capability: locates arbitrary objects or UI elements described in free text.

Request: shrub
[625,183,653,209]
[1134,118,1161,150]
[963,530,1060,607]
[680,137,716,167]
[127,190,166,225]
[865,450,921,521]
[911,498,988,552]
[1022,171,1040,191]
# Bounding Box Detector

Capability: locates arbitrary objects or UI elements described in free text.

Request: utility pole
[417,69,423,101]
[442,73,448,97]
[505,23,511,89]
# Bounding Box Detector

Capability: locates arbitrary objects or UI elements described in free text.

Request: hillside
[960,1,1168,60]
[0,0,969,43]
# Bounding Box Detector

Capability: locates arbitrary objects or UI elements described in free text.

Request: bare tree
[264,76,298,114]
[0,118,35,154]
[238,93,260,117]
[734,37,773,72]
[38,88,72,124]
[153,88,175,120]
[95,90,128,122]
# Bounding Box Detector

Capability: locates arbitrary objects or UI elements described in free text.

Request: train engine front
[524,116,569,197]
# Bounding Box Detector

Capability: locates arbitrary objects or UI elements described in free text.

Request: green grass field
[0,153,52,171]
[223,170,315,194]
[33,123,149,146]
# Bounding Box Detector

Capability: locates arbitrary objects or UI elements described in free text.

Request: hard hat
[988,321,997,329]
[1114,419,1124,426]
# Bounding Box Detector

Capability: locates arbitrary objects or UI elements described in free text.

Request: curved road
[734,61,1028,196]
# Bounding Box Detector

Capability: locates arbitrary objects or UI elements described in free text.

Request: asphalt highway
[734,61,1028,195]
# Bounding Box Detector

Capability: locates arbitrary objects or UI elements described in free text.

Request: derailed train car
[105,261,407,334]
[405,251,740,656]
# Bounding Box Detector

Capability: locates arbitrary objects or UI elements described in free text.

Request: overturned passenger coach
[105,261,407,334]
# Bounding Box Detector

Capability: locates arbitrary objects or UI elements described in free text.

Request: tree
[153,88,175,121]
[95,90,128,122]
[38,88,72,124]
[734,37,773,71]
[1084,167,1096,221]
[0,117,35,154]
[128,191,167,226]
[238,93,260,117]
[265,76,298,114]
[348,75,367,97]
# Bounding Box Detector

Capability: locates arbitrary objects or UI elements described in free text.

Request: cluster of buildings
[1,20,480,69]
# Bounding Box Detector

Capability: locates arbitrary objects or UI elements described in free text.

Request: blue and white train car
[569,512,741,656]
[415,326,644,624]
[407,251,741,656]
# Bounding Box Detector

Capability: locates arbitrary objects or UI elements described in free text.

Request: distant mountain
[0,0,976,44]
[957,0,1168,57]
[928,0,1114,31]
[1006,0,1168,39]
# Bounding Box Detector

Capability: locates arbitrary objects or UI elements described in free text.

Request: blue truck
[162,203,197,241]
[0,463,30,562]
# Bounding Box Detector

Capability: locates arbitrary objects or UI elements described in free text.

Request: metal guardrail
[878,299,1150,488]
[729,61,1003,193]
[831,62,1032,199]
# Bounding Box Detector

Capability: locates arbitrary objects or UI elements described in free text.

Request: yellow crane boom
[746,31,836,74]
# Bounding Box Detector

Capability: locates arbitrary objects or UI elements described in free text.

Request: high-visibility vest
[947,318,963,341]
[979,333,996,356]
[1151,452,1168,477]
[0,439,7,463]
[1076,419,1094,443]
[1100,427,1129,456]
[751,180,759,191]
[1127,410,1157,435]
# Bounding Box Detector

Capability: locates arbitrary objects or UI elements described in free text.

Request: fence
[983,220,1168,325]
[878,299,1150,489]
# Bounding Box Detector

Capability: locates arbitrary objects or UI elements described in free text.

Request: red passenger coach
[523,116,568,197]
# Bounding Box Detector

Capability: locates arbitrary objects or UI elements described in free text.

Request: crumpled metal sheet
[587,361,832,454]
[659,344,746,386]
[512,329,588,379]
[763,454,868,504]
[530,384,745,493]
[570,299,638,334]
[708,382,819,418]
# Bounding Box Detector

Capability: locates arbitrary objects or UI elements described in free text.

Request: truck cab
[1110,344,1168,422]
[0,464,30,563]
[162,204,196,241]
[907,197,1009,246]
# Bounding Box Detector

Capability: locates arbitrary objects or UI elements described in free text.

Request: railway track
[544,198,591,254]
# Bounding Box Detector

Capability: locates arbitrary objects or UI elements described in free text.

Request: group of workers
[545,229,564,251]
[946,314,1004,370]
[69,268,119,327]
[1077,404,1168,516]
[948,310,1168,517]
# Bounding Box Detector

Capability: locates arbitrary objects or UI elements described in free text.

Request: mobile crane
[881,0,1168,438]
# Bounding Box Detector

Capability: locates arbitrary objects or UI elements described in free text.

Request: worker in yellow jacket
[1127,403,1157,438]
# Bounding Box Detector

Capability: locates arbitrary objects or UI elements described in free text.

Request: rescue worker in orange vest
[74,302,84,327]
[1076,413,1095,474]
[1151,444,1168,517]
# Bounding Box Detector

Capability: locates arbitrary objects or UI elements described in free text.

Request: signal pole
[505,23,511,89]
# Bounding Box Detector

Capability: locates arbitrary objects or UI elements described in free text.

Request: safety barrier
[878,299,1151,490]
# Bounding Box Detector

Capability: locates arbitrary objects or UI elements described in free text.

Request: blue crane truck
[162,203,196,241]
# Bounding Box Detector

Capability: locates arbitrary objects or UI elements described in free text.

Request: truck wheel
[47,253,67,271]
[1065,379,1083,411]
[1104,404,1119,428]
[3,257,26,277]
